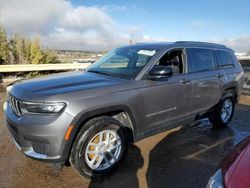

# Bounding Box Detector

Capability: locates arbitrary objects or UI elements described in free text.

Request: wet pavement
[0,91,250,188]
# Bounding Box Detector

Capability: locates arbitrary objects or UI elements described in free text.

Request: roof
[120,41,232,51]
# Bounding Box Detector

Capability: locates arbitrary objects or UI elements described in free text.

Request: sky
[0,0,250,52]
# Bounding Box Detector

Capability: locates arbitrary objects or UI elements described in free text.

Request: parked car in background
[207,136,250,188]
[239,60,250,95]
[4,41,244,178]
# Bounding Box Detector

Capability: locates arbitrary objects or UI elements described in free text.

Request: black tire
[209,91,235,127]
[69,116,128,178]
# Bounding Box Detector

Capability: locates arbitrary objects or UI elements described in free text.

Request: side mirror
[147,66,173,80]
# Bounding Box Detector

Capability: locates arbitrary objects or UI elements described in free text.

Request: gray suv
[3,41,244,178]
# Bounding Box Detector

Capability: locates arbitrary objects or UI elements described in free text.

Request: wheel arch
[223,86,237,102]
[62,105,137,164]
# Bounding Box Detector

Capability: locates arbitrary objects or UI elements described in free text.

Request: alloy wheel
[85,130,122,171]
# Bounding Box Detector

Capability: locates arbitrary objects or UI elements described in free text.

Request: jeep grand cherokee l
[3,41,244,178]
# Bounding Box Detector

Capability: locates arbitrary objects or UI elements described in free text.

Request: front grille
[9,95,22,117]
[32,142,49,155]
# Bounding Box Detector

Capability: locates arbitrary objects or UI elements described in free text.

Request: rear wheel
[209,91,235,127]
[70,116,128,178]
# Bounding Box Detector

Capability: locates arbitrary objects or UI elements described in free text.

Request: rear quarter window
[215,50,235,68]
[187,48,214,73]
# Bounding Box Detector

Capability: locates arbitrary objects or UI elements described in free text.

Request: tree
[30,36,44,64]
[8,38,18,64]
[42,49,59,64]
[0,26,9,64]
[0,26,60,65]
[24,39,32,63]
[15,35,27,64]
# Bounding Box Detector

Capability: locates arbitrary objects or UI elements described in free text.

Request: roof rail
[175,41,226,47]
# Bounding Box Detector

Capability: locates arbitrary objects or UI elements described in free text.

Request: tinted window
[215,50,235,68]
[188,48,214,72]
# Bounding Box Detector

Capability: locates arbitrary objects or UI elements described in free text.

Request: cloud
[6,0,245,51]
[60,6,115,35]
[43,28,129,51]
[191,20,215,29]
[213,35,250,52]
[0,0,149,50]
[101,4,129,12]
[0,0,69,35]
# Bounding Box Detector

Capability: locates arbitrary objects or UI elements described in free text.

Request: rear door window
[187,48,214,73]
[215,50,235,68]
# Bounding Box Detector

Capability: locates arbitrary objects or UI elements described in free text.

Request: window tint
[215,50,235,68]
[188,48,214,72]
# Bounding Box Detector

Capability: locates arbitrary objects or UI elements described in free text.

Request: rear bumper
[4,102,74,163]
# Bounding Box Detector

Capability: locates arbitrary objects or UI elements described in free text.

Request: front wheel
[70,117,128,178]
[209,92,235,127]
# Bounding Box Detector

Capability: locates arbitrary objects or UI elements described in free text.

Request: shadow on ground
[89,145,143,188]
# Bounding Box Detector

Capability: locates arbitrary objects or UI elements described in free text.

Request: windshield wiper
[87,70,111,76]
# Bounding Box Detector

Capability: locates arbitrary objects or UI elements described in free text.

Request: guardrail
[1,56,250,73]
[0,63,91,73]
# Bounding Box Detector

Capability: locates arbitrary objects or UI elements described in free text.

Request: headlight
[6,85,13,100]
[21,102,66,114]
[207,169,224,188]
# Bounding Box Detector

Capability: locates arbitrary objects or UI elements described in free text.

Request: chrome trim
[146,107,177,118]
[12,138,21,151]
[24,149,61,160]
[9,95,22,116]
[11,138,61,160]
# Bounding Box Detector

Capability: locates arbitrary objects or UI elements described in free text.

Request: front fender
[61,105,138,162]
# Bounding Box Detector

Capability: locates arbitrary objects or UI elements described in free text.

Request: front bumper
[4,101,74,162]
[12,136,61,160]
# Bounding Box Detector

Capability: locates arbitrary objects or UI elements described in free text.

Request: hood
[10,71,124,100]
[221,136,250,188]
[226,144,250,188]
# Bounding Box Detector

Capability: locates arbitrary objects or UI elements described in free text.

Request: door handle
[180,78,191,84]
[217,74,224,78]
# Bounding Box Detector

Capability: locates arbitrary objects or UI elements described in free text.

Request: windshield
[87,47,159,79]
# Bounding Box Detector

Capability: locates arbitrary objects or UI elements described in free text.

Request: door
[187,48,224,114]
[142,49,193,130]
